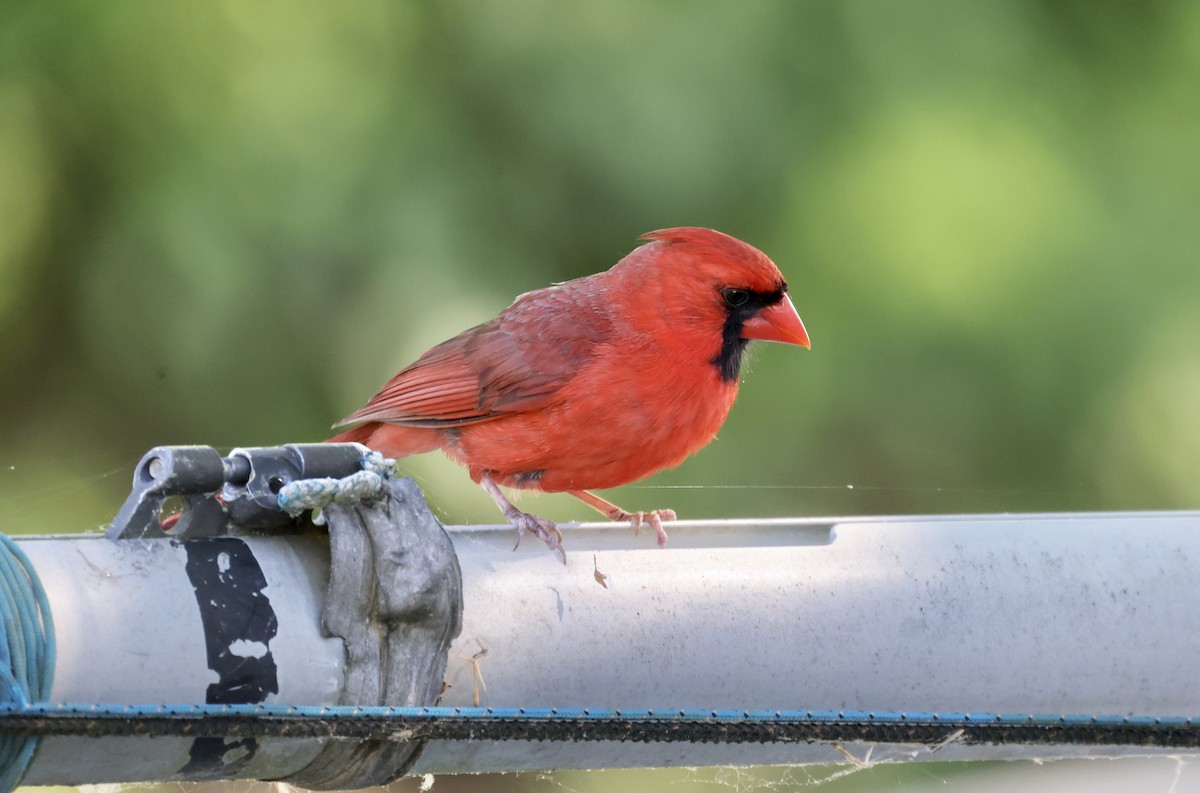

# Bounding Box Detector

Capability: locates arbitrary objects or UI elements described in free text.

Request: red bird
[330,227,809,562]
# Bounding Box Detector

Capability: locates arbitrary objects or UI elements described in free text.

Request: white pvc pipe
[18,534,344,785]
[417,512,1200,772]
[12,511,1200,785]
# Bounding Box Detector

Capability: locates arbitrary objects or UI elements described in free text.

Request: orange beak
[741,292,810,348]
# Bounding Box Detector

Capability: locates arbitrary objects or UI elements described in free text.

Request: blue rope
[0,535,54,793]
[0,702,1193,727]
[0,703,1196,746]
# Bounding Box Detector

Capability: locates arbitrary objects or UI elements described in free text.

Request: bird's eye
[722,288,751,308]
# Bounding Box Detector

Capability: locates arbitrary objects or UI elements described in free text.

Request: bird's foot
[617,508,675,548]
[481,473,567,564]
[566,490,675,547]
[505,505,566,564]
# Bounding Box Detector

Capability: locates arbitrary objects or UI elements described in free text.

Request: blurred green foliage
[1,0,1199,536]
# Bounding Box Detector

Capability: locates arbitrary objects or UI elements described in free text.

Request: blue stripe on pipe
[0,702,1196,728]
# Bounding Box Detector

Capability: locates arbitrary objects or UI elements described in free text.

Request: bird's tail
[326,421,444,459]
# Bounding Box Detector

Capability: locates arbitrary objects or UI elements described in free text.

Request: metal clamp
[106,444,371,539]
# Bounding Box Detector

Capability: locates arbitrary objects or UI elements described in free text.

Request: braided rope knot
[277,451,398,517]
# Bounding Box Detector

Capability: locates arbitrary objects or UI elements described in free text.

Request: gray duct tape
[285,477,463,789]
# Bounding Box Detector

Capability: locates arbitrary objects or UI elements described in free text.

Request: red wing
[336,281,610,428]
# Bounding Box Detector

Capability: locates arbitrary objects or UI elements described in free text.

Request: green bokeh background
[2,1,1199,790]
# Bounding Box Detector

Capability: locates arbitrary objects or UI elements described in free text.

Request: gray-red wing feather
[336,281,611,428]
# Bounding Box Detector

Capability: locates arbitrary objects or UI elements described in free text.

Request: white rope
[276,451,397,517]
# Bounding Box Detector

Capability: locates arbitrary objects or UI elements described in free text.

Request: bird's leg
[480,474,566,564]
[568,490,675,548]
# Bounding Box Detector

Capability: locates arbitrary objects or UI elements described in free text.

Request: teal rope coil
[0,534,54,793]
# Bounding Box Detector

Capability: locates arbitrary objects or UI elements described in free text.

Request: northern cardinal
[330,227,809,562]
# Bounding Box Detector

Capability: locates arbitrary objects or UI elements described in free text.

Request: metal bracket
[106,443,371,540]
[101,443,463,789]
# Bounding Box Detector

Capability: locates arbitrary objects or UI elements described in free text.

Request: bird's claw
[506,506,566,564]
[624,508,676,548]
